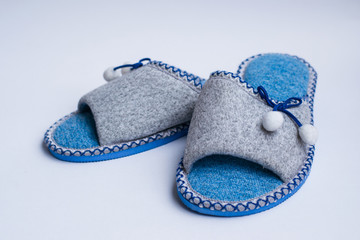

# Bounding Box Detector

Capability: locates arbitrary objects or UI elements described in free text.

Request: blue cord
[257,86,303,127]
[113,58,151,71]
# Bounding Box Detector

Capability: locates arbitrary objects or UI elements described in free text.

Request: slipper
[176,53,318,216]
[44,58,205,162]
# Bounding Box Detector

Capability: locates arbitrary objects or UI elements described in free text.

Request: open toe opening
[53,109,100,149]
[188,155,283,202]
[185,54,311,203]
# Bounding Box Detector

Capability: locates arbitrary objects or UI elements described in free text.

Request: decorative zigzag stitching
[150,61,205,88]
[177,54,318,213]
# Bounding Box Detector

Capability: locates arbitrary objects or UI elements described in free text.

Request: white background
[1,0,359,239]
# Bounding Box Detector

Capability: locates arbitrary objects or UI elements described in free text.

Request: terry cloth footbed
[44,60,205,162]
[176,53,317,216]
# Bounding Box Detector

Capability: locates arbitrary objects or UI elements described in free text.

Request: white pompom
[262,111,284,132]
[299,124,318,145]
[103,66,121,82]
[121,61,132,75]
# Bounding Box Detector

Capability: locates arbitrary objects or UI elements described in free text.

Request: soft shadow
[40,139,64,163]
[40,140,53,157]
[171,183,188,209]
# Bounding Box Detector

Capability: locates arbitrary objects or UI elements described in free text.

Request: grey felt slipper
[44,58,205,162]
[176,53,318,216]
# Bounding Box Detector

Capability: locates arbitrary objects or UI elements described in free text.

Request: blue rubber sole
[177,172,309,217]
[49,130,187,163]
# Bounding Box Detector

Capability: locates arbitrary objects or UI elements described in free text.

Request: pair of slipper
[44,53,318,217]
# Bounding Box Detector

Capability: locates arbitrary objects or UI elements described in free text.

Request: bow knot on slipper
[103,58,151,82]
[257,86,318,145]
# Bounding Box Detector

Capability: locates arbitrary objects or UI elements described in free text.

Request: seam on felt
[210,75,269,105]
[176,53,318,213]
[210,75,312,114]
[147,64,202,94]
[148,61,204,92]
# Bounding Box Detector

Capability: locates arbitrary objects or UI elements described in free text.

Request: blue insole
[188,155,283,201]
[188,54,310,201]
[243,53,309,101]
[53,110,100,149]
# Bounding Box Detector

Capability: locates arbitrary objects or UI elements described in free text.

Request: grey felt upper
[183,75,311,182]
[79,64,200,146]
